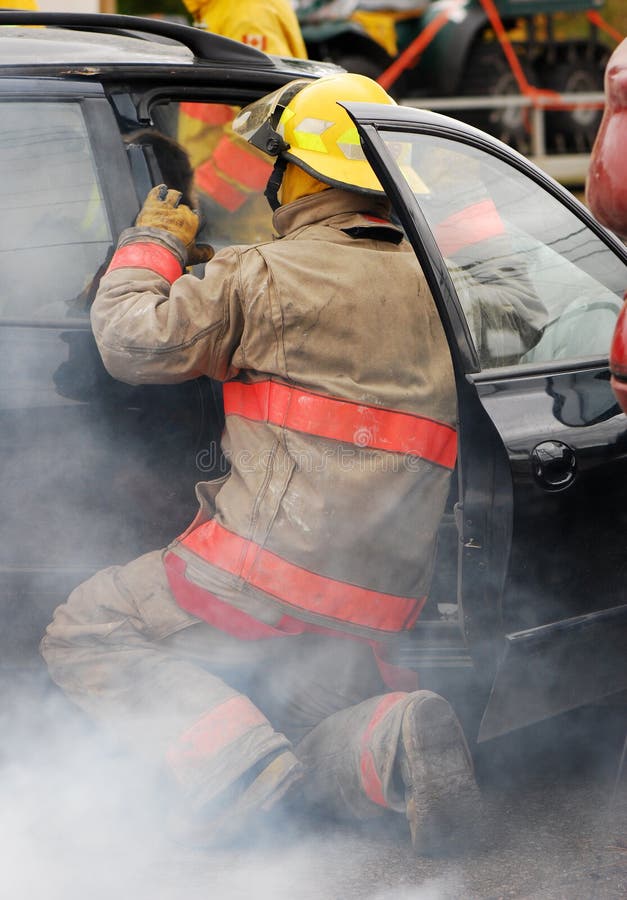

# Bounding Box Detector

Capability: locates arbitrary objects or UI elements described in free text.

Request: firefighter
[586,38,627,244]
[40,73,479,854]
[586,39,627,413]
[178,0,307,244]
[184,0,307,57]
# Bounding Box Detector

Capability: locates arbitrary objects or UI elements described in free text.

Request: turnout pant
[41,550,421,828]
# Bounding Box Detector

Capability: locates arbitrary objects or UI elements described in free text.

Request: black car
[1,11,626,744]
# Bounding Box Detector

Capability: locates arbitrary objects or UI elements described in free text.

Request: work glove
[136,184,214,265]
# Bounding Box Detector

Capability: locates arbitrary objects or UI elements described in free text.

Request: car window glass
[381,131,627,371]
[145,100,275,249]
[0,101,112,321]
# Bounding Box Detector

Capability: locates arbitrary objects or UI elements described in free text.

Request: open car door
[343,101,627,740]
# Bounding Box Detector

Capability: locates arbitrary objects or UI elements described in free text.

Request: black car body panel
[478,604,627,741]
[2,15,626,741]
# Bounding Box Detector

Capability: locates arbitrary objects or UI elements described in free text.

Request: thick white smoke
[2,669,626,900]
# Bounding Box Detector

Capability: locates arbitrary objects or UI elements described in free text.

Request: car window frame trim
[135,82,313,124]
[82,95,139,239]
[469,356,618,384]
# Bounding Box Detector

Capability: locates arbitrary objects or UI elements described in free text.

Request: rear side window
[0,101,112,321]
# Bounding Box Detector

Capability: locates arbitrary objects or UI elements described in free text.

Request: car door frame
[0,80,142,658]
[342,101,627,734]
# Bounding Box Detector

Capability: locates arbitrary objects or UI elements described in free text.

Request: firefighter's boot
[397,690,480,855]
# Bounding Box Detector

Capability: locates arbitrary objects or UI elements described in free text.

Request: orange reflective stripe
[179,101,235,126]
[106,242,182,283]
[212,135,273,192]
[360,693,407,807]
[166,552,422,643]
[195,158,247,212]
[435,198,505,257]
[166,696,267,785]
[164,550,306,639]
[223,380,457,469]
[181,520,425,633]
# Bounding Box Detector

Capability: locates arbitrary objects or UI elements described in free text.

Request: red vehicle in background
[586,39,627,411]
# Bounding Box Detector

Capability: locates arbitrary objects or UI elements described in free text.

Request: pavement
[1,666,625,900]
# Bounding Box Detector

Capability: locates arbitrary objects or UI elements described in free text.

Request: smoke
[1,338,625,900]
[2,661,625,900]
[2,91,626,900]
[369,881,462,900]
[0,671,469,900]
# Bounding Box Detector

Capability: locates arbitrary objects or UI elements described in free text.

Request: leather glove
[186,243,215,266]
[136,185,215,264]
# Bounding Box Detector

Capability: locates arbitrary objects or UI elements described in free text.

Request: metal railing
[399,91,606,185]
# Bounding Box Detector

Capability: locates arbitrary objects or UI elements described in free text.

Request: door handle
[531,440,577,490]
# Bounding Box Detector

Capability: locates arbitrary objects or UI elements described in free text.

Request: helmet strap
[264,157,288,211]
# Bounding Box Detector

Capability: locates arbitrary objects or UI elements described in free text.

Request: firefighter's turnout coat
[91,189,457,642]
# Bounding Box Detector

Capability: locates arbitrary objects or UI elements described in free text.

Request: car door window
[381,132,626,370]
[147,100,275,249]
[0,101,112,321]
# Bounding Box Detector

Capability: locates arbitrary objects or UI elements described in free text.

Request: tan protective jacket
[92,189,457,640]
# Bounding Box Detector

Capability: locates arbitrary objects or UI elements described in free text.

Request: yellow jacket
[184,0,307,58]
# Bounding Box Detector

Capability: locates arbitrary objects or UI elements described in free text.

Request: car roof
[0,11,335,78]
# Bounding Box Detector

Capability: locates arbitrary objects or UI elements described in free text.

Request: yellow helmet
[233,73,395,195]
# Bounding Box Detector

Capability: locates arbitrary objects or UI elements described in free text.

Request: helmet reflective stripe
[337,127,367,161]
[290,117,335,153]
[275,106,293,139]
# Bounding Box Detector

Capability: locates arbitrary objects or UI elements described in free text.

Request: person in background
[586,39,627,412]
[185,0,307,57]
